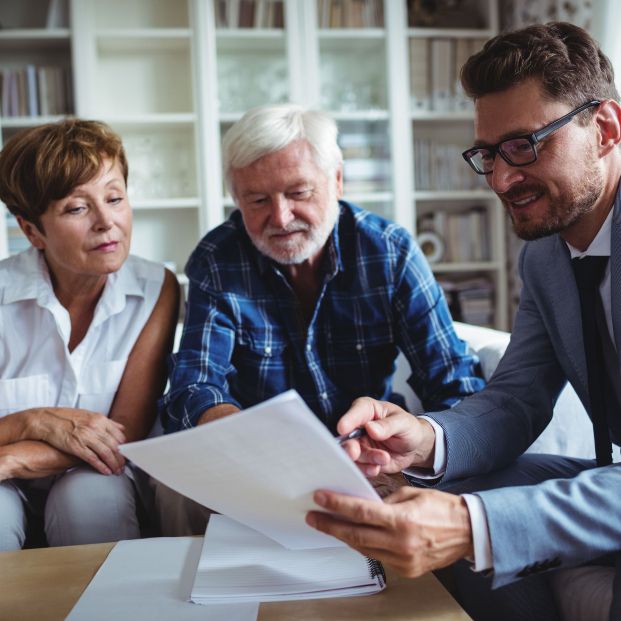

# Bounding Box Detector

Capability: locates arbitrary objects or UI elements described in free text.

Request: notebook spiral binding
[367,557,387,587]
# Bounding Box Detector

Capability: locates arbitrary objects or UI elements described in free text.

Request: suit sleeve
[478,463,620,587]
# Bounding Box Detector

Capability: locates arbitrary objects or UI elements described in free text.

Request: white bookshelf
[0,0,507,328]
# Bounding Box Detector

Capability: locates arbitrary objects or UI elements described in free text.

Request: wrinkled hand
[27,408,126,475]
[338,397,436,476]
[306,487,473,578]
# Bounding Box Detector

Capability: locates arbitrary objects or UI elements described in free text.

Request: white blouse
[0,247,164,419]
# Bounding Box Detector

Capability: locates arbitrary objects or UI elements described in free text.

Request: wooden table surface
[0,542,472,621]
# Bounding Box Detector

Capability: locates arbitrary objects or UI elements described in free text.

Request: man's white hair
[222,103,343,197]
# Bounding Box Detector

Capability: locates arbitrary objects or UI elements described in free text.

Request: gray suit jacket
[429,186,621,588]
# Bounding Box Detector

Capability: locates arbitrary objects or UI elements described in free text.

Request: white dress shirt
[0,247,164,419]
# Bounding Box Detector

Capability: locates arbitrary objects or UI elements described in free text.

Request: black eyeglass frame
[462,99,601,175]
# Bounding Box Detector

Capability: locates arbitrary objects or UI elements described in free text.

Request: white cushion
[394,322,595,459]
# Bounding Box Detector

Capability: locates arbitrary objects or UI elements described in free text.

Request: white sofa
[393,321,596,459]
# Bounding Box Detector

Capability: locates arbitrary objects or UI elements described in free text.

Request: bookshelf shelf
[318,29,385,39]
[98,113,197,126]
[407,27,496,39]
[331,110,389,121]
[95,30,192,52]
[0,29,70,48]
[414,190,496,201]
[215,29,285,40]
[132,198,201,210]
[411,111,475,121]
[0,115,66,127]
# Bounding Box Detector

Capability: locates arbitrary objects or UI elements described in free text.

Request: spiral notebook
[191,515,386,604]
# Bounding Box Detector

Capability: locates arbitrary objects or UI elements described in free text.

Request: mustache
[264,221,311,235]
[497,184,546,202]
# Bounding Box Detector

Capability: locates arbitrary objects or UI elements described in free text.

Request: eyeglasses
[462,99,601,175]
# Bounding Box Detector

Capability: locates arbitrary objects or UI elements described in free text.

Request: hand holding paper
[120,390,381,549]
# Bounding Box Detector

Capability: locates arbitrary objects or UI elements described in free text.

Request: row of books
[439,276,495,327]
[414,139,487,191]
[317,0,384,28]
[417,206,491,263]
[214,0,284,29]
[407,0,487,29]
[0,66,72,118]
[410,37,487,112]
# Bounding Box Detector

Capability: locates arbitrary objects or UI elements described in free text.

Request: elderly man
[307,22,621,621]
[157,103,483,533]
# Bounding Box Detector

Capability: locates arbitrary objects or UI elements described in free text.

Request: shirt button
[356,343,362,351]
[320,392,328,400]
[264,346,272,355]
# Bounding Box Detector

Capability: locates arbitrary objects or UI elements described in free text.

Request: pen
[336,427,366,444]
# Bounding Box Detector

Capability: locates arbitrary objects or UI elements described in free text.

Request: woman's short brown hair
[461,22,620,113]
[0,118,128,229]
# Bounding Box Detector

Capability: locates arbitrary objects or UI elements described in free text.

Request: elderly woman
[0,119,179,549]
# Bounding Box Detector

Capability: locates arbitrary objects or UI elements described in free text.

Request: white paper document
[191,515,386,604]
[66,537,259,621]
[121,390,381,548]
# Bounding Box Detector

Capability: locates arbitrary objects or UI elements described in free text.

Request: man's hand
[24,408,126,475]
[306,487,474,578]
[338,397,437,476]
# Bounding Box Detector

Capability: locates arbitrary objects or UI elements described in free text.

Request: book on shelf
[438,276,494,327]
[191,515,386,604]
[238,0,255,27]
[417,206,490,263]
[411,37,488,113]
[430,38,452,112]
[46,0,69,29]
[0,65,70,117]
[215,0,284,29]
[320,0,383,28]
[453,38,472,111]
[409,38,430,112]
[407,0,486,29]
[414,138,488,191]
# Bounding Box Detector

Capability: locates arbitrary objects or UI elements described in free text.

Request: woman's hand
[24,408,126,475]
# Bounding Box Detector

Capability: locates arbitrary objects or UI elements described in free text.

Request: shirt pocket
[0,374,53,418]
[77,359,127,415]
[234,328,289,395]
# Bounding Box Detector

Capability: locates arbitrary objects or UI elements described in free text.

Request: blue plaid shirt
[162,202,484,434]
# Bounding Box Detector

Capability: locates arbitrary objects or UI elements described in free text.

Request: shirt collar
[2,247,144,323]
[566,208,613,259]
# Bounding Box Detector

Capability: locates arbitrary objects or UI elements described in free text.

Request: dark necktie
[572,256,613,466]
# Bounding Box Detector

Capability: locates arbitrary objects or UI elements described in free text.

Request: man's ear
[334,163,344,199]
[16,216,46,250]
[594,99,621,157]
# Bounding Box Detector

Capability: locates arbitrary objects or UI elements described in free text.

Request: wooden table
[0,543,472,620]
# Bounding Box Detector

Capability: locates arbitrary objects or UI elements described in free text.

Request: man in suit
[306,22,621,621]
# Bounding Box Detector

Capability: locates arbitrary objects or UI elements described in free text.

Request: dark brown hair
[0,118,128,229]
[461,22,620,114]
